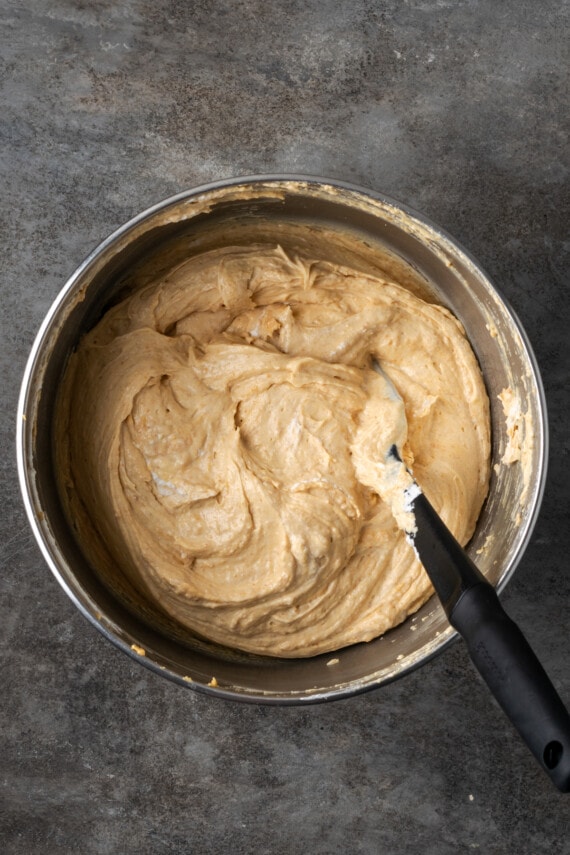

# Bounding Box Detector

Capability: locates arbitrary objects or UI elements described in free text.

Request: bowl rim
[16,173,549,703]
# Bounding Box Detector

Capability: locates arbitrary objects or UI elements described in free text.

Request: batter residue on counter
[57,245,490,657]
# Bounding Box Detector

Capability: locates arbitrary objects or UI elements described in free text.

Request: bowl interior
[19,178,547,702]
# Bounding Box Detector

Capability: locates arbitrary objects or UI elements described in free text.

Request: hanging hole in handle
[543,740,563,770]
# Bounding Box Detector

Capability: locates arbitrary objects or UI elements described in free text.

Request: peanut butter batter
[57,245,490,657]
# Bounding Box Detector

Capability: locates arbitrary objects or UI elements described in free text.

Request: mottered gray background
[1,1,569,853]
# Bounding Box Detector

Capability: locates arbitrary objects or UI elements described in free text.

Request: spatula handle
[450,583,570,792]
[396,462,570,789]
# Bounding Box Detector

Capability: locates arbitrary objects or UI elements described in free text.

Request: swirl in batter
[57,246,490,657]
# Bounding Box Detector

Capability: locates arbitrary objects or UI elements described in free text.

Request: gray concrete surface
[1,1,569,853]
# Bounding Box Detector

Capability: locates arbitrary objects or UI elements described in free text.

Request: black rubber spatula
[391,445,570,792]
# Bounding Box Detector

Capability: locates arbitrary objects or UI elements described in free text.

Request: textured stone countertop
[1,2,569,853]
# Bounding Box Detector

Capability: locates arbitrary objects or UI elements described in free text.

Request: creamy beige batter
[57,245,490,657]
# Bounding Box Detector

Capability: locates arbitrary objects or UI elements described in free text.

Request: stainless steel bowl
[17,176,548,703]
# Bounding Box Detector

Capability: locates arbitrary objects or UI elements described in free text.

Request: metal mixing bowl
[17,176,548,703]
